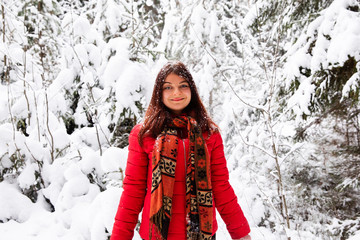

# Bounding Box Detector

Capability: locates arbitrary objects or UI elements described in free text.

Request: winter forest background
[0,0,360,239]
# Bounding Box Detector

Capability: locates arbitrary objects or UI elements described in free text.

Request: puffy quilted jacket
[111,124,250,240]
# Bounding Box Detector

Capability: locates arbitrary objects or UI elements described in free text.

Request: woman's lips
[171,98,184,101]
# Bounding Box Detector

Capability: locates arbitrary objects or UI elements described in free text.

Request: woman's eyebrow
[163,81,188,84]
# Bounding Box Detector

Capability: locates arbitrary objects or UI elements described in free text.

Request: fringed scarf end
[149,209,169,240]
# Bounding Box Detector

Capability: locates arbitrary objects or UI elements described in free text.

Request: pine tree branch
[189,22,268,114]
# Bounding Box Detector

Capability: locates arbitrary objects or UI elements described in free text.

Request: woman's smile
[171,97,185,101]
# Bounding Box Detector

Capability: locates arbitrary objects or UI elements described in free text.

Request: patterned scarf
[149,116,213,240]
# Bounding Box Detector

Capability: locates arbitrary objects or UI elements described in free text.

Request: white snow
[17,163,37,189]
[0,0,359,239]
[100,146,127,173]
[0,182,37,222]
[284,0,360,119]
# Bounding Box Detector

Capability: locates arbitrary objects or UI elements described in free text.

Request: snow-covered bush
[1,0,360,239]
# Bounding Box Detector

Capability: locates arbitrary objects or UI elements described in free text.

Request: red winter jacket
[111,124,250,240]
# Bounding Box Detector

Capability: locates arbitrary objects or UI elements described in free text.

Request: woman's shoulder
[130,123,154,139]
[204,127,222,144]
[130,123,143,136]
[129,123,155,152]
[128,124,142,148]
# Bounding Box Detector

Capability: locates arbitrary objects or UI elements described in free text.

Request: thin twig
[232,110,276,159]
[189,22,267,114]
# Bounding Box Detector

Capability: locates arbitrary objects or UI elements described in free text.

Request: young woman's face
[162,73,191,115]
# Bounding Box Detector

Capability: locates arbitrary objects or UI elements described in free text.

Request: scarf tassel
[150,208,170,240]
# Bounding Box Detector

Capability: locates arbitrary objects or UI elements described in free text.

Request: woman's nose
[173,87,181,95]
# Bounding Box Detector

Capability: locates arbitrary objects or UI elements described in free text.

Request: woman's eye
[180,84,189,88]
[163,86,172,90]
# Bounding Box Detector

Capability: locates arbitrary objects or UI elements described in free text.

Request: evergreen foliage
[0,0,359,239]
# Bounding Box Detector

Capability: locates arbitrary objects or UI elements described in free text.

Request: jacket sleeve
[211,132,250,239]
[111,125,148,240]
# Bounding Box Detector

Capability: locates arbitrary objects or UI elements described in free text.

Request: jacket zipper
[182,139,186,169]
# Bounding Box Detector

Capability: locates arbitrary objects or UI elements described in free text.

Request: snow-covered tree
[1,0,360,239]
[282,0,360,237]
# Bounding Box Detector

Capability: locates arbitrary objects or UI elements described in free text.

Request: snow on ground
[1,0,360,239]
[0,142,281,239]
[0,126,266,239]
[0,182,122,240]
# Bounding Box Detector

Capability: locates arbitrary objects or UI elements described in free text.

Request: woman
[111,61,251,240]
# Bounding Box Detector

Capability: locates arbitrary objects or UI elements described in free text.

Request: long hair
[138,61,218,145]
